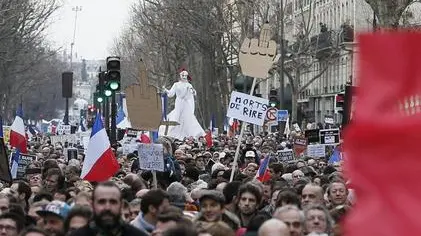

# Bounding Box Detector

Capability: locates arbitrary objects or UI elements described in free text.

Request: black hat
[184,166,200,181]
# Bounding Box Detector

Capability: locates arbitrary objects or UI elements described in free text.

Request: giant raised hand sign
[239,24,280,79]
[125,60,162,131]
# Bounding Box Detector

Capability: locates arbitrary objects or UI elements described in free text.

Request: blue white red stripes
[9,104,27,153]
[81,113,119,182]
[116,96,131,129]
[10,149,19,179]
[256,155,271,182]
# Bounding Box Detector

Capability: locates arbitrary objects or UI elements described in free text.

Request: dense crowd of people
[0,130,350,236]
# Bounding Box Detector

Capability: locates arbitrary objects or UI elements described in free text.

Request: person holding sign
[161,70,205,140]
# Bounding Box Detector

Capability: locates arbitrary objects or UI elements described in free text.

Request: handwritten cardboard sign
[226,91,269,126]
[126,60,162,131]
[138,143,164,172]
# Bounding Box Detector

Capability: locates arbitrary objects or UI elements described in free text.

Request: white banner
[49,134,78,146]
[226,91,269,126]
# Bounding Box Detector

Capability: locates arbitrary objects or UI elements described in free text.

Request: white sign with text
[138,144,164,172]
[226,91,269,126]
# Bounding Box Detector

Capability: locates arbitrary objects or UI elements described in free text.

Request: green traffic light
[97,97,104,103]
[105,90,112,97]
[270,103,276,107]
[109,81,120,91]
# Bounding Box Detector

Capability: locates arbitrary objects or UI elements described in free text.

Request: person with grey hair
[167,182,188,210]
[303,204,333,235]
[273,205,305,236]
[258,218,290,236]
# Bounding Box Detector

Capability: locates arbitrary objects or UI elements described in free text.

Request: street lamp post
[70,6,82,71]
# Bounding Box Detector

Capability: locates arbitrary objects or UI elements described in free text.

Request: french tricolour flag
[10,150,19,179]
[80,113,119,182]
[256,155,271,182]
[116,95,131,129]
[9,104,27,154]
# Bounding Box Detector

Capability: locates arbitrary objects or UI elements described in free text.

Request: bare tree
[365,0,413,28]
[0,0,63,121]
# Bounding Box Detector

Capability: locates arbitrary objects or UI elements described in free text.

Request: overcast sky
[47,0,137,60]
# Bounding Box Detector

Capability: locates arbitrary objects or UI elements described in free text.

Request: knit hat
[199,190,225,204]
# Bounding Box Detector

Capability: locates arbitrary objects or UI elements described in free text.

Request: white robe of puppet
[159,81,205,140]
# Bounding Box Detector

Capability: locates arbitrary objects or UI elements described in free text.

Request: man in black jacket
[69,181,148,236]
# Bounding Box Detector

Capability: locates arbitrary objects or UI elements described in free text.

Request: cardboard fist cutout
[125,59,162,131]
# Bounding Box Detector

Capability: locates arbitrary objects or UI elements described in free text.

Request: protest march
[0,1,419,236]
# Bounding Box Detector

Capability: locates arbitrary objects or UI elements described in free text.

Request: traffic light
[335,93,345,112]
[106,56,121,91]
[269,89,280,108]
[96,72,105,102]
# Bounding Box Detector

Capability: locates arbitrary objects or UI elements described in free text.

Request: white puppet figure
[160,70,205,140]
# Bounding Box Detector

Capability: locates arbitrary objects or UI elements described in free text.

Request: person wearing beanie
[194,190,240,231]
[167,182,188,210]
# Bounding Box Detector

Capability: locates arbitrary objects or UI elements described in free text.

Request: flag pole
[229,77,258,182]
[150,131,158,189]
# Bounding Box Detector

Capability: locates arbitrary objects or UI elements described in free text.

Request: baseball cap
[245,151,255,157]
[37,200,71,219]
[199,190,225,204]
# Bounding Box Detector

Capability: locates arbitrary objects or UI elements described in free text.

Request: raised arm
[164,83,177,98]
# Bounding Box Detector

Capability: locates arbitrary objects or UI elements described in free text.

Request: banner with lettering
[226,91,269,126]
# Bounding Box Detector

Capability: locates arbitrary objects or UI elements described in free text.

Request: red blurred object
[344,32,421,236]
[140,133,151,144]
[205,130,213,148]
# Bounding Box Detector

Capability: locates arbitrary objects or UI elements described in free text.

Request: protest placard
[306,144,326,158]
[276,150,294,162]
[320,129,340,144]
[67,148,78,161]
[16,154,36,179]
[305,129,320,144]
[226,91,269,126]
[123,143,139,155]
[324,115,334,124]
[138,143,164,171]
[126,128,139,138]
[293,137,308,156]
[2,126,10,144]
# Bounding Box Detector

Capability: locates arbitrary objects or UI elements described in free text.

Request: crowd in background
[0,130,350,236]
